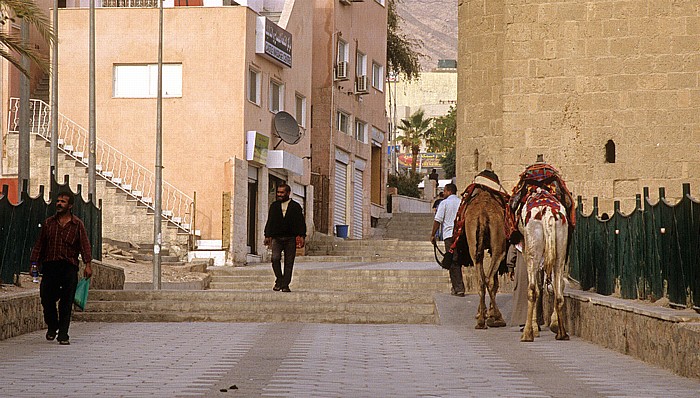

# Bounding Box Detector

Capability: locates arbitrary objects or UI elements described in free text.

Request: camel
[461,189,508,329]
[519,187,570,342]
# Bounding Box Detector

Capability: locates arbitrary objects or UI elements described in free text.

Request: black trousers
[40,260,78,341]
[445,237,465,294]
[271,237,297,289]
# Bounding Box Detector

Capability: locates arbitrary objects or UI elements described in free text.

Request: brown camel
[461,189,508,329]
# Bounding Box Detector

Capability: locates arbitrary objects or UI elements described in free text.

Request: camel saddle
[505,163,575,241]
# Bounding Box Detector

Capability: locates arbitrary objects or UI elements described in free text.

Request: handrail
[7,98,193,232]
[101,0,159,7]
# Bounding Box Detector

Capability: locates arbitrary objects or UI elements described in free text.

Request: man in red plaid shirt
[30,191,93,345]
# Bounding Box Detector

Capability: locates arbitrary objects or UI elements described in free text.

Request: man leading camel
[430,183,464,297]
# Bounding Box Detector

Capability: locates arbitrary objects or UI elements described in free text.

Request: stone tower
[457,0,700,213]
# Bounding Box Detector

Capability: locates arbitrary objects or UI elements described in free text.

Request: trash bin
[336,224,349,239]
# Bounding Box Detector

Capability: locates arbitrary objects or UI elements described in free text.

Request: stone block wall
[458,0,700,214]
[566,290,700,379]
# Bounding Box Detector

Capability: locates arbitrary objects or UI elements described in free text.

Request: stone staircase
[74,268,443,324]
[304,238,436,262]
[207,267,450,293]
[4,133,189,249]
[383,212,436,241]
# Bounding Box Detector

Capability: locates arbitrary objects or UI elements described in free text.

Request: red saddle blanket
[505,163,575,240]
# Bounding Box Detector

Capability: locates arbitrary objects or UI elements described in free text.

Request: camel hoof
[556,333,570,341]
[550,323,559,334]
[520,334,534,342]
[475,322,488,330]
[487,318,506,328]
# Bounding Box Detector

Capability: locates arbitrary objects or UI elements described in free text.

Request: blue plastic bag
[74,277,90,311]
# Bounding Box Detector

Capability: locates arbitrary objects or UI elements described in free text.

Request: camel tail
[474,216,485,264]
[542,210,557,271]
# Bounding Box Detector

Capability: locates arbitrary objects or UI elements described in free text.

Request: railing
[0,175,102,285]
[102,0,159,7]
[7,98,193,232]
[570,183,699,310]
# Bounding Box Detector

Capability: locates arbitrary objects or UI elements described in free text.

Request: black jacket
[264,199,307,238]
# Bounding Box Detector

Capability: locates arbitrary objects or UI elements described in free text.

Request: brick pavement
[2,291,699,397]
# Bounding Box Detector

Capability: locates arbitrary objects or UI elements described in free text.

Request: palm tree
[396,109,432,173]
[0,0,54,76]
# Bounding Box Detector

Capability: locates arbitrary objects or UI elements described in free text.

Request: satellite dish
[273,111,302,146]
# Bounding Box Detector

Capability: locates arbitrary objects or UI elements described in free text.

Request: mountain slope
[396,0,458,71]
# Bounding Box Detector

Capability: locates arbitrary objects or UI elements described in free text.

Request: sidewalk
[2,259,700,397]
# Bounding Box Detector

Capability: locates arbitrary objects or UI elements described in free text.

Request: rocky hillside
[396,0,458,71]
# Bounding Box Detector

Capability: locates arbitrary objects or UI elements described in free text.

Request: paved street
[2,261,700,397]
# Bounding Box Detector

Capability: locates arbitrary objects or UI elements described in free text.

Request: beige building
[54,0,314,263]
[457,0,700,213]
[386,63,457,174]
[310,0,388,239]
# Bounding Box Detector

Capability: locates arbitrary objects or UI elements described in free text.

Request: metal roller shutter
[333,161,347,232]
[352,168,363,239]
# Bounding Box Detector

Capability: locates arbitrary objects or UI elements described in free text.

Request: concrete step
[207,268,450,292]
[74,289,438,324]
[73,310,437,324]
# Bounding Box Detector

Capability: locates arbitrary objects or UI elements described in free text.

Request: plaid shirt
[30,213,92,266]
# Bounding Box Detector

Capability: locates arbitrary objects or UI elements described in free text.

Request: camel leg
[552,263,569,340]
[521,241,540,342]
[486,253,506,328]
[475,261,488,329]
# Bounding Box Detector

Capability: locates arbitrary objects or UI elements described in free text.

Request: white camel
[519,188,570,342]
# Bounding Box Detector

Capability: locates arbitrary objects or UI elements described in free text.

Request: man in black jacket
[264,183,306,292]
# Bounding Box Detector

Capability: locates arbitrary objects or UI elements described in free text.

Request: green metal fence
[570,183,699,310]
[0,175,102,285]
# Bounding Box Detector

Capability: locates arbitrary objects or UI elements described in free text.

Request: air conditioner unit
[335,61,348,80]
[355,75,368,93]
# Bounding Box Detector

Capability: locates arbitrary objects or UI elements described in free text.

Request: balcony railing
[102,0,159,7]
[8,98,193,233]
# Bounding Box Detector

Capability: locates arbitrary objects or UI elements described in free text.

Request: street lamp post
[51,0,59,182]
[153,0,164,290]
[88,0,96,200]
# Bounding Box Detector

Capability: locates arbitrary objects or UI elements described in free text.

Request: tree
[396,109,432,173]
[427,106,456,178]
[0,0,54,76]
[387,0,422,81]
[426,105,456,153]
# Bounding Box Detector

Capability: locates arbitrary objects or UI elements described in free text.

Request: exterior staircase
[304,212,438,262]
[383,212,436,241]
[4,98,194,248]
[74,267,442,324]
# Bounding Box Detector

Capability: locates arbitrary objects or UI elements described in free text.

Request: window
[248,68,261,105]
[356,52,367,77]
[355,119,367,143]
[113,64,182,98]
[295,94,306,128]
[605,140,616,163]
[337,39,349,63]
[269,80,284,113]
[337,110,350,134]
[375,0,385,5]
[372,62,384,91]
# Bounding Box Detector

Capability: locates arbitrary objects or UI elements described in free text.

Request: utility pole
[51,0,59,182]
[18,18,30,202]
[88,0,96,199]
[153,0,164,291]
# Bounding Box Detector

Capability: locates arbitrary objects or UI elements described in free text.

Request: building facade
[457,0,700,213]
[310,0,388,239]
[386,63,457,175]
[55,0,314,263]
